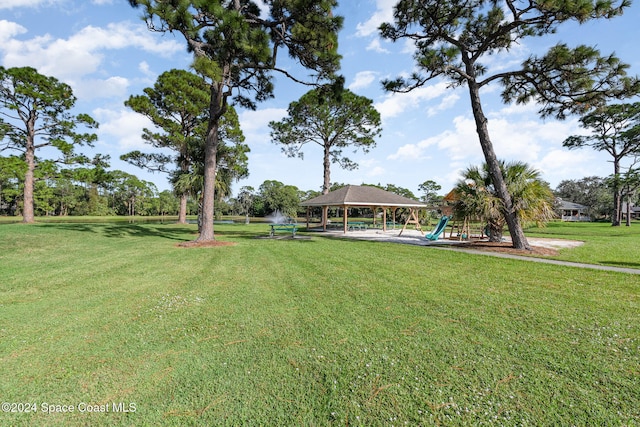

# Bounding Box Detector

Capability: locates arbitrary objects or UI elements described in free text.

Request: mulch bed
[456,240,558,256]
[176,240,236,248]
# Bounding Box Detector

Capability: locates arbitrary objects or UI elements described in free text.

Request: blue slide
[425,215,450,241]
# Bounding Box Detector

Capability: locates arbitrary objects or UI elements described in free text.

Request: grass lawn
[526,221,640,268]
[0,221,638,426]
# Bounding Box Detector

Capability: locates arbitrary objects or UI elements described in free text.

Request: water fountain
[265,210,292,224]
[266,210,297,237]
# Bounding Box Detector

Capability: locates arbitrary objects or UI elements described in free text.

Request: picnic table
[347,221,366,231]
[269,223,298,237]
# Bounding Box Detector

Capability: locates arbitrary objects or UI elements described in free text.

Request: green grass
[0,222,638,425]
[526,221,640,268]
[0,215,190,224]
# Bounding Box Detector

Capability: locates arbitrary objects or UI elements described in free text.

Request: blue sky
[2,0,639,198]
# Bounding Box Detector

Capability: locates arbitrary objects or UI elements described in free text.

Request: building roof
[443,189,459,202]
[621,202,640,212]
[558,200,589,210]
[300,185,426,208]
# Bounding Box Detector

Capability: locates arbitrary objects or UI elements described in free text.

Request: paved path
[432,246,640,275]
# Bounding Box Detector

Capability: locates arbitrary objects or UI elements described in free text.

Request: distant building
[558,200,590,222]
[621,202,640,220]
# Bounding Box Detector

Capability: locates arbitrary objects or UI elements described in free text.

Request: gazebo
[300,185,427,234]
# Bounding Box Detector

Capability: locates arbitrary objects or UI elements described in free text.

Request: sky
[1,0,639,199]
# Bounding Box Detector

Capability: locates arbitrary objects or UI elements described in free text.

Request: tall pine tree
[380,0,639,250]
[129,0,342,241]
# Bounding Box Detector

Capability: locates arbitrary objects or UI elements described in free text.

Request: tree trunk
[612,161,621,226]
[322,142,331,195]
[321,142,331,226]
[177,193,188,224]
[487,221,503,242]
[22,144,35,223]
[197,83,224,242]
[467,80,530,250]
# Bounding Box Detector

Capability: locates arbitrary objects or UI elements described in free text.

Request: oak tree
[563,102,640,226]
[554,176,613,220]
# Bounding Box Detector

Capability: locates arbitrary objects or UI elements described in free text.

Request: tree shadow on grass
[39,223,194,242]
[599,260,640,268]
[38,222,322,245]
[218,227,317,243]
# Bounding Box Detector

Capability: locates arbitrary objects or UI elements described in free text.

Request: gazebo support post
[382,207,387,232]
[322,205,329,231]
[370,206,376,228]
[306,206,310,230]
[343,205,348,233]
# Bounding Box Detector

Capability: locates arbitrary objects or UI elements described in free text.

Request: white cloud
[355,0,395,37]
[534,149,605,185]
[4,32,103,79]
[365,38,390,53]
[426,115,481,162]
[382,90,604,191]
[367,166,386,177]
[493,101,540,117]
[92,0,113,4]
[360,158,385,178]
[0,20,27,40]
[487,117,545,162]
[354,0,396,54]
[253,0,270,19]
[427,93,460,117]
[0,0,58,9]
[75,22,182,57]
[136,61,158,85]
[239,108,287,145]
[348,71,377,91]
[387,109,585,180]
[387,142,430,161]
[93,108,153,150]
[401,39,417,55]
[73,76,130,100]
[138,61,151,76]
[0,21,183,82]
[479,42,530,75]
[375,81,450,120]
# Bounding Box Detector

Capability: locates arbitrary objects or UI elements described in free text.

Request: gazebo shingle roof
[300,185,426,208]
[558,200,588,210]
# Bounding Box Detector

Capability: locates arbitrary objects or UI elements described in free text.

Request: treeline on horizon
[0,158,620,223]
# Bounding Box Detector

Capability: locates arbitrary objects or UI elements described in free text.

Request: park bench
[269,223,298,237]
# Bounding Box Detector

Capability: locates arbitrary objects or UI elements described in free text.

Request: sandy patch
[321,228,583,256]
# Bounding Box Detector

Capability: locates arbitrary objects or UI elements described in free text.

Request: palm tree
[454,161,556,242]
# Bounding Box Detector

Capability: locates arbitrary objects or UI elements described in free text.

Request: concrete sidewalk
[431,245,640,275]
